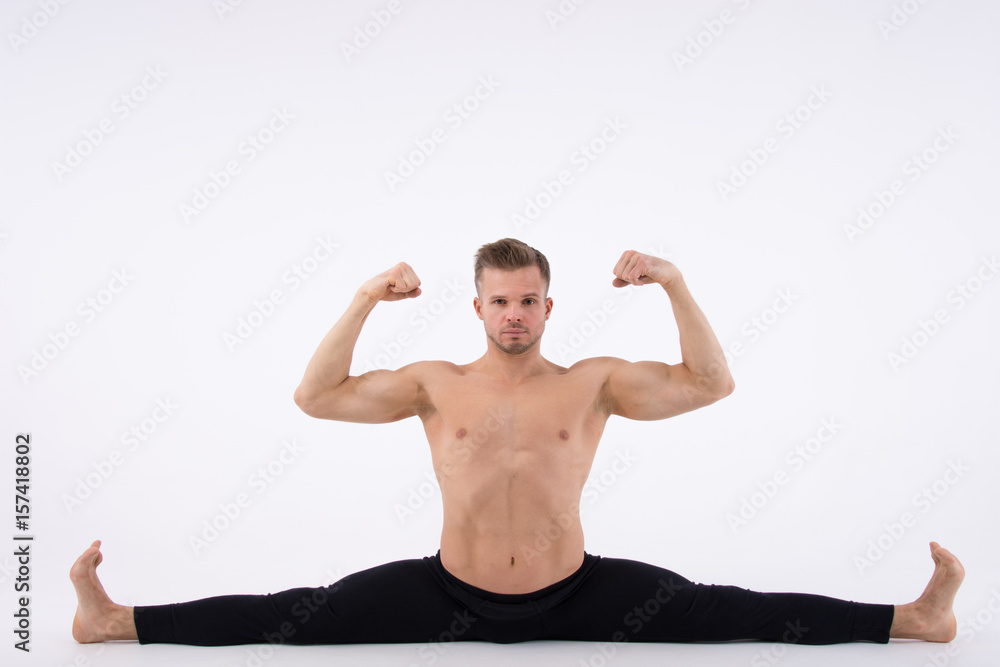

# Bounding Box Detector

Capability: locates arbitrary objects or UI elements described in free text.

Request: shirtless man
[72,238,964,646]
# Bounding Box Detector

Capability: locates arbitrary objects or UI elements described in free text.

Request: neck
[476,343,549,383]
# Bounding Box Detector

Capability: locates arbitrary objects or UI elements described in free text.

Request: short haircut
[473,238,551,296]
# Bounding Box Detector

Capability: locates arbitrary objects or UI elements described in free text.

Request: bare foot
[891,541,965,642]
[70,540,137,642]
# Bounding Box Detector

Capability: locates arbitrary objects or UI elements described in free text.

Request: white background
[2,0,998,665]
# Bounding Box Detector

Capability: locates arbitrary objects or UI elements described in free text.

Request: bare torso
[414,357,612,593]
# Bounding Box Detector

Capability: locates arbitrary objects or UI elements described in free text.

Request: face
[474,266,552,356]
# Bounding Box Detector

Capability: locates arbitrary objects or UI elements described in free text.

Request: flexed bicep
[604,358,725,421]
[296,363,428,423]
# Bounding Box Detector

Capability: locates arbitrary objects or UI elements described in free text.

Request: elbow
[697,375,734,405]
[704,361,735,400]
[709,375,735,402]
[293,385,318,416]
[295,376,353,419]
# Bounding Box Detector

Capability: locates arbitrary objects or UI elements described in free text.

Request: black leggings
[133,551,893,646]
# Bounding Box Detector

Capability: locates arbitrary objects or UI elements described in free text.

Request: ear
[544,296,553,320]
[473,296,483,320]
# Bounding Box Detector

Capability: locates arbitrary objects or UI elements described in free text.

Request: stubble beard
[487,328,541,355]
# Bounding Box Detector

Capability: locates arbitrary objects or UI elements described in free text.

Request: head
[472,238,553,356]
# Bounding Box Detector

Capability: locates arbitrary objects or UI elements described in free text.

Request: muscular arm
[293,263,426,423]
[604,251,734,420]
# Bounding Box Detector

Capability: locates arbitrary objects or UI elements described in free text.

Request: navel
[510,555,515,567]
[559,429,569,440]
[456,428,467,439]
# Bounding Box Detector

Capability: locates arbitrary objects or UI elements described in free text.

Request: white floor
[31,632,1000,667]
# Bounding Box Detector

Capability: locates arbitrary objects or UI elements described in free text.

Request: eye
[524,299,535,305]
[493,299,505,305]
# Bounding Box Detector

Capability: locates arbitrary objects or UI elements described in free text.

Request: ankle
[890,602,925,639]
[102,605,136,641]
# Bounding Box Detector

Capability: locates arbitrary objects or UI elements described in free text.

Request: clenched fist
[612,251,682,290]
[359,262,422,303]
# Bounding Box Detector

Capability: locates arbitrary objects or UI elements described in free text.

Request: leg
[543,557,893,644]
[889,541,964,642]
[132,558,471,645]
[542,542,964,644]
[71,540,137,642]
[72,540,472,646]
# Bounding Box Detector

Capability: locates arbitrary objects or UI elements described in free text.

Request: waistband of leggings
[425,550,601,604]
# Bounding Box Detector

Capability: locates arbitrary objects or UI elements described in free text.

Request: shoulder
[565,356,629,378]
[394,360,466,381]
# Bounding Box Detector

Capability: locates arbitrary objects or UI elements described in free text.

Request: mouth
[503,329,527,335]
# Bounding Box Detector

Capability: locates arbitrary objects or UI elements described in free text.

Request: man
[71,238,963,646]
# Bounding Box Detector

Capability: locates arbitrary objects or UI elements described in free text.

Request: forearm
[294,291,378,404]
[663,277,734,395]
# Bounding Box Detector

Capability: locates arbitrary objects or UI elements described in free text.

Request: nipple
[456,428,467,439]
[559,429,569,440]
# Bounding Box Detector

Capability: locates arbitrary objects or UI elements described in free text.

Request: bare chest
[420,373,607,482]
